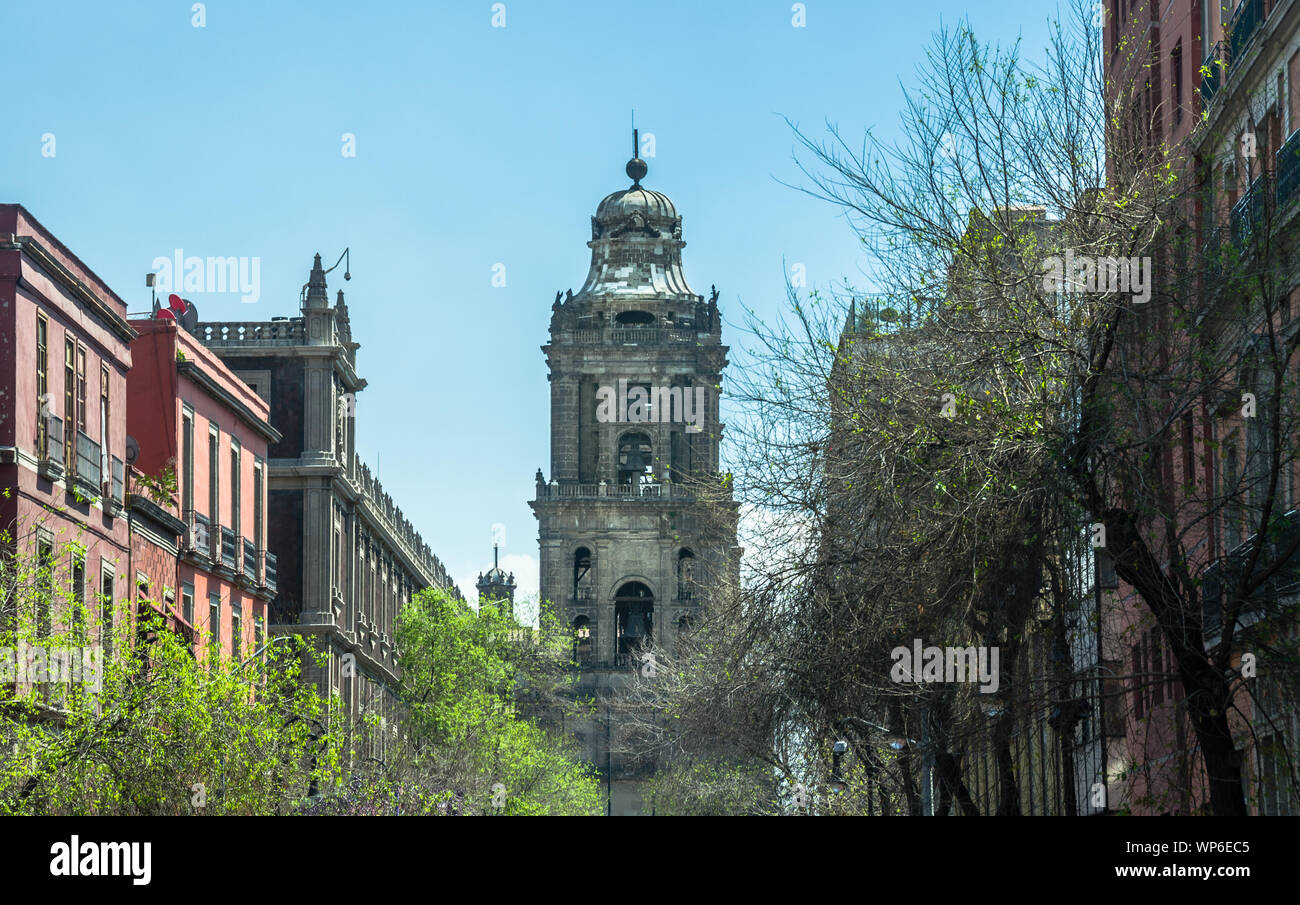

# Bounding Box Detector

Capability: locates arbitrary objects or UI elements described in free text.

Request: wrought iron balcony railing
[1229,0,1266,64]
[39,415,64,479]
[220,527,237,571]
[1202,509,1300,640]
[263,550,278,594]
[110,457,124,505]
[75,431,101,491]
[243,537,257,579]
[1230,174,1271,247]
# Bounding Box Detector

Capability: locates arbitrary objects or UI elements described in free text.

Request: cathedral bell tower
[530,134,738,815]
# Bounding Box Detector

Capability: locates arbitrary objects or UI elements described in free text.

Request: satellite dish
[125,435,139,465]
[180,300,199,332]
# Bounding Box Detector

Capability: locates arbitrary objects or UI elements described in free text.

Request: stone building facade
[531,141,739,815]
[195,255,458,749]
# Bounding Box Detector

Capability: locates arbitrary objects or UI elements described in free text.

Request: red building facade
[1104,0,1300,814]
[126,319,280,664]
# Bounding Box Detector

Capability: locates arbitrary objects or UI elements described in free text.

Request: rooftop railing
[535,481,694,500]
[196,320,306,346]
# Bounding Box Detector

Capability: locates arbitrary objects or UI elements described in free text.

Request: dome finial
[626,124,647,186]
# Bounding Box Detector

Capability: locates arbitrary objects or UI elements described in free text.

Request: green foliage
[132,460,179,511]
[642,760,780,816]
[394,588,601,816]
[0,535,334,814]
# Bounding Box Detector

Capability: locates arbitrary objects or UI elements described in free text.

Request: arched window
[573,616,593,667]
[618,432,654,486]
[614,581,653,666]
[615,310,655,326]
[573,547,593,601]
[677,548,696,601]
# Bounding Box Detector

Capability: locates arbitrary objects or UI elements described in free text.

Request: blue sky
[2,0,1060,616]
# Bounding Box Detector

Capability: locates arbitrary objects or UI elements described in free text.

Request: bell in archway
[623,611,645,639]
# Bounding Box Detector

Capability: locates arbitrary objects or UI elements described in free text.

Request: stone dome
[595,185,679,224]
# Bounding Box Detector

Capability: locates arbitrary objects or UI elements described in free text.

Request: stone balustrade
[565,327,710,346]
[197,320,307,346]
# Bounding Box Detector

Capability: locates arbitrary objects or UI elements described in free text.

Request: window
[670,430,693,482]
[1172,41,1183,125]
[231,602,242,662]
[182,582,194,626]
[100,565,114,658]
[209,428,220,527]
[36,314,48,454]
[182,409,194,515]
[614,581,654,663]
[76,346,87,444]
[71,554,86,644]
[209,594,221,658]
[36,535,54,638]
[614,310,655,326]
[573,547,592,601]
[1132,642,1145,720]
[230,441,241,539]
[1224,438,1242,551]
[332,523,342,595]
[100,363,110,485]
[1150,631,1164,706]
[64,339,75,474]
[253,459,264,552]
[573,616,592,666]
[677,548,696,600]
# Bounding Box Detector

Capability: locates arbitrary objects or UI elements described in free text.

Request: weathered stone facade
[531,144,739,814]
[195,255,458,751]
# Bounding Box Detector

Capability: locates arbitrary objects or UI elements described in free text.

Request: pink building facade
[127,319,280,664]
[0,204,133,663]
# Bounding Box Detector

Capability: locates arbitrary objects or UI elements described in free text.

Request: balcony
[107,455,123,512]
[570,326,708,346]
[38,415,64,481]
[184,510,212,559]
[535,482,694,501]
[263,550,278,594]
[1199,44,1222,108]
[74,431,101,495]
[220,527,237,571]
[1202,509,1300,642]
[1277,130,1300,212]
[243,538,257,579]
[1229,0,1266,65]
[1230,174,1270,248]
